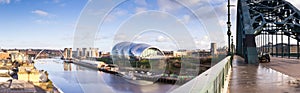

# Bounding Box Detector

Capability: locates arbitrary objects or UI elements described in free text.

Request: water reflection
[34,59,178,93]
[63,63,72,71]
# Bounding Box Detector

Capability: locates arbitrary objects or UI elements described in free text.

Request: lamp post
[231,36,234,54]
[227,0,232,55]
[227,24,231,55]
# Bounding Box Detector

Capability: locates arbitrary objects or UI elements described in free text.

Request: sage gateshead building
[112,42,165,61]
[111,42,165,68]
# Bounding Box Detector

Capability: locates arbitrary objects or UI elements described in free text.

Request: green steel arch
[237,0,300,63]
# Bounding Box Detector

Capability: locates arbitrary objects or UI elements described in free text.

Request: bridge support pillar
[244,34,258,64]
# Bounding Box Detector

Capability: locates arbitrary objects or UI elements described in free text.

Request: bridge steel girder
[237,0,264,64]
[236,0,300,64]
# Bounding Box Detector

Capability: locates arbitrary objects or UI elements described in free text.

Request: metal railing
[172,56,231,93]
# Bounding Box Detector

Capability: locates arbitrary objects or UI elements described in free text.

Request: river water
[34,59,179,93]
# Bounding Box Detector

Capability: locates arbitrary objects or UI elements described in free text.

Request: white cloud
[188,1,227,20]
[286,0,300,9]
[180,0,201,7]
[32,10,49,16]
[180,15,190,24]
[114,9,128,16]
[189,0,201,4]
[135,7,147,14]
[219,18,227,27]
[155,36,170,42]
[35,19,56,24]
[157,0,182,12]
[115,34,127,40]
[195,35,211,49]
[104,15,115,22]
[0,0,10,4]
[103,9,128,22]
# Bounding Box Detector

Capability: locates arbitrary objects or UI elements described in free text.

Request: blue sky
[0,0,244,52]
[74,0,230,52]
[0,0,231,51]
[0,0,88,49]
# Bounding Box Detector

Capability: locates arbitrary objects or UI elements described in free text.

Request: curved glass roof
[112,42,164,59]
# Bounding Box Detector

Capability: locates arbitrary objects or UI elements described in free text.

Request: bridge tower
[63,48,73,60]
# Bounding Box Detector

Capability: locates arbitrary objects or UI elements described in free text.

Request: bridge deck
[229,56,300,93]
[262,57,300,79]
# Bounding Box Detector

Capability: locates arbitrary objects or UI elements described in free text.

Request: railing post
[272,34,273,56]
[276,32,278,57]
[288,35,290,58]
[263,32,265,53]
[282,32,284,58]
[268,33,270,53]
[297,39,299,59]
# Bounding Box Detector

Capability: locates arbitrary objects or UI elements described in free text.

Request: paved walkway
[262,57,300,79]
[229,56,300,93]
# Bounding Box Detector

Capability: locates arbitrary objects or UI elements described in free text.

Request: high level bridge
[29,0,300,92]
[236,0,300,63]
[173,0,300,93]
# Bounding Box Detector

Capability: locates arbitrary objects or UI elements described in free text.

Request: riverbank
[72,60,99,70]
[0,61,60,92]
[18,63,61,93]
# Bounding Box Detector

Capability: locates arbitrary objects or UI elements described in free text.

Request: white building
[173,50,188,57]
[211,43,217,55]
[76,48,99,58]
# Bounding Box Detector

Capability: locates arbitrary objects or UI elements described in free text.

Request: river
[34,59,179,93]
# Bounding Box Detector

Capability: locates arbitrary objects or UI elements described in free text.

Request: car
[259,53,270,63]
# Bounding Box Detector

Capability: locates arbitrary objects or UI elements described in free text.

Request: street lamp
[231,36,234,54]
[227,23,231,55]
[227,0,234,55]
